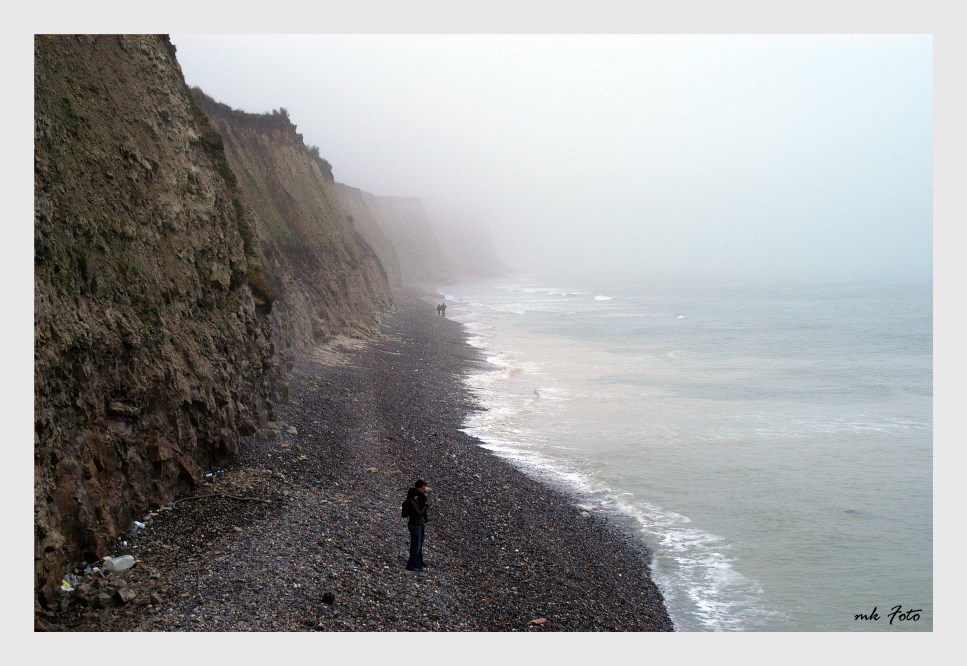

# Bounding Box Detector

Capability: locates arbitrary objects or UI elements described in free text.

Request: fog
[169,34,931,283]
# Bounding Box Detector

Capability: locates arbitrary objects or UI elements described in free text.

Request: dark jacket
[406,493,428,526]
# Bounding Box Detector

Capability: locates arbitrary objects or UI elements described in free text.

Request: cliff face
[426,206,510,280]
[372,196,450,286]
[334,183,403,289]
[33,35,393,608]
[194,93,393,352]
[34,34,281,605]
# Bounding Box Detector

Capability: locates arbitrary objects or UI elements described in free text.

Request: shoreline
[46,289,673,631]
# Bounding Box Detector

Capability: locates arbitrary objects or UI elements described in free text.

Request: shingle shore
[47,291,674,632]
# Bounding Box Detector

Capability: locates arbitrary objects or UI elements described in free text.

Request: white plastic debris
[104,554,136,572]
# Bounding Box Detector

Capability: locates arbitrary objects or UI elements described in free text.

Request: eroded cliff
[334,183,403,289]
[372,196,450,286]
[193,92,393,352]
[33,35,393,609]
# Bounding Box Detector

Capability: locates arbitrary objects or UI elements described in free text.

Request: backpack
[401,498,412,519]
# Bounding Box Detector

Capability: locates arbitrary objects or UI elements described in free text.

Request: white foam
[607,494,787,631]
[439,275,932,632]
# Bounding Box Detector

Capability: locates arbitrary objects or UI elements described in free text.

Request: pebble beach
[46,290,674,632]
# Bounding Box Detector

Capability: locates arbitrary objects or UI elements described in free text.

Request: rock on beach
[46,290,674,632]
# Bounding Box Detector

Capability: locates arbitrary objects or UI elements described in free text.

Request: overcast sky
[168,33,931,282]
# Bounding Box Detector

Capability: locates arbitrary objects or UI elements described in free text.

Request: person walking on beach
[403,480,429,570]
[440,302,446,317]
[436,303,443,316]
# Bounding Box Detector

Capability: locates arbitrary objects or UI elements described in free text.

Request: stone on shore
[44,293,673,632]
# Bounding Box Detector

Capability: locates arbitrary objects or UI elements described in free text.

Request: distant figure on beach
[440,303,446,317]
[403,480,430,570]
[436,303,443,316]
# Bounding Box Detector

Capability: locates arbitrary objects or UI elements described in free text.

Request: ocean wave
[462,429,595,491]
[444,276,930,631]
[496,284,585,297]
[612,498,785,631]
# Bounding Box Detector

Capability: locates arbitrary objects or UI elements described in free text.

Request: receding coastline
[46,290,673,632]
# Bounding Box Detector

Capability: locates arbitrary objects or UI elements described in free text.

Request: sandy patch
[311,335,372,366]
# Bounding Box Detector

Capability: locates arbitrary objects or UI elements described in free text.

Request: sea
[439,272,932,632]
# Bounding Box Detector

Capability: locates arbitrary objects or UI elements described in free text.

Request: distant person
[440,303,446,317]
[403,480,430,570]
[436,304,442,316]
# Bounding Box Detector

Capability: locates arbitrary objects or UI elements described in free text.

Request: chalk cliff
[32,32,513,618]
[192,92,393,352]
[428,208,511,280]
[33,35,392,608]
[334,182,403,289]
[372,196,509,285]
[372,196,450,286]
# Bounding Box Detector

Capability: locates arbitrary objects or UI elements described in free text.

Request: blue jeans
[407,524,425,570]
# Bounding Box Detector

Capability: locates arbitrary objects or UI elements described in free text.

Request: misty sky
[169,34,931,282]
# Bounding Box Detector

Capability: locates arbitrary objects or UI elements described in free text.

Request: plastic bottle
[104,555,136,572]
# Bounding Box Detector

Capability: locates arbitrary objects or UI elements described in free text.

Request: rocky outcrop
[34,34,281,606]
[33,35,393,610]
[334,183,403,289]
[194,92,393,353]
[372,196,450,285]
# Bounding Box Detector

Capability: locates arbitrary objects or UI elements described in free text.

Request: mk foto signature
[854,605,922,625]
